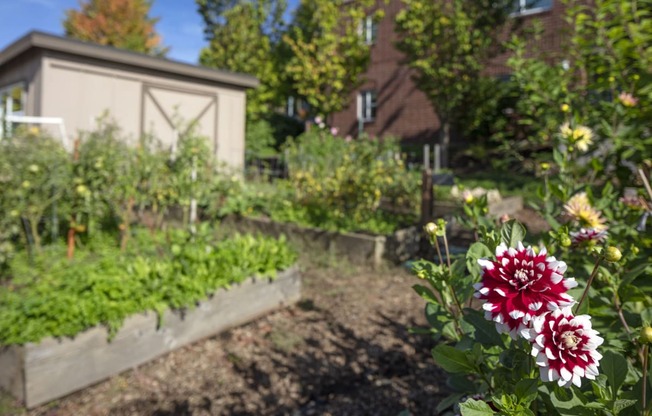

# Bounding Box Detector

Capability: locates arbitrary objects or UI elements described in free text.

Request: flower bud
[416,270,427,279]
[424,222,437,236]
[560,235,572,247]
[605,246,622,263]
[561,103,570,113]
[639,327,652,344]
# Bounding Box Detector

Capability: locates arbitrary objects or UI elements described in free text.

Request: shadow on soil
[221,307,446,415]
[107,304,447,416]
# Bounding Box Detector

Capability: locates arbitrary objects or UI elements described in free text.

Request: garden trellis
[0,112,71,151]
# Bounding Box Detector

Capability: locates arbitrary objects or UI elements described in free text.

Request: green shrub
[283,130,419,231]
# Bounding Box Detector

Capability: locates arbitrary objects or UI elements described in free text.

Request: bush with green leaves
[483,0,652,173]
[0,127,71,255]
[282,129,419,232]
[412,109,652,415]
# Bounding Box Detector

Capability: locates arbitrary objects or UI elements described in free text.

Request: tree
[395,0,515,167]
[197,0,287,117]
[63,0,167,56]
[283,0,381,118]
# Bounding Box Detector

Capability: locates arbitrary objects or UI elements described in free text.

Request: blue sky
[0,0,299,65]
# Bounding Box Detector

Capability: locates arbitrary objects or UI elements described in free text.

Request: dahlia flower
[527,307,603,388]
[474,242,577,339]
[572,126,593,152]
[618,91,638,107]
[564,192,607,231]
[570,228,607,245]
[559,123,594,152]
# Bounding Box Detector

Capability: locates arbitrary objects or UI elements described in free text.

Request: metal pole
[423,144,430,170]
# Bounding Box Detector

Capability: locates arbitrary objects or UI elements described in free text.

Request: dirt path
[8,259,447,416]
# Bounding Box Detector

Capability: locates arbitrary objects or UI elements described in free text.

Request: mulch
[11,260,448,416]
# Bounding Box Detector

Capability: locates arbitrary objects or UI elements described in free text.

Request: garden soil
[5,260,447,416]
[1,208,546,416]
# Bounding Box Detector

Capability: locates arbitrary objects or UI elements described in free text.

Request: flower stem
[643,344,649,416]
[614,293,633,339]
[574,256,603,314]
[443,232,464,316]
[432,235,444,266]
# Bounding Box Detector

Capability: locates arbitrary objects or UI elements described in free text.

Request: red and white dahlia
[527,307,603,387]
[474,242,577,339]
[570,228,608,245]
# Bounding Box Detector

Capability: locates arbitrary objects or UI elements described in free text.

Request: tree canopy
[198,0,287,118]
[63,0,167,56]
[283,0,380,118]
[395,0,515,164]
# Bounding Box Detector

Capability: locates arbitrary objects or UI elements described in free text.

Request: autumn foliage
[63,0,167,56]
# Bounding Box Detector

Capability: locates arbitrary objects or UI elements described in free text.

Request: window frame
[359,15,378,45]
[510,0,553,17]
[357,90,377,123]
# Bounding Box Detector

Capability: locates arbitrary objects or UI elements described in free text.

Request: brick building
[329,0,573,144]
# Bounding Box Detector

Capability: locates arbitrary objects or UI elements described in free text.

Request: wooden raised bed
[222,216,420,267]
[0,267,301,408]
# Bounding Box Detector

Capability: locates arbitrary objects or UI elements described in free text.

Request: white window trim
[510,0,553,17]
[0,82,27,117]
[357,90,376,123]
[358,15,376,45]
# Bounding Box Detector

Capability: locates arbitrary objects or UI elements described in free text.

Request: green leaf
[500,220,526,248]
[515,378,539,405]
[613,399,637,414]
[432,344,475,373]
[412,284,439,304]
[602,350,628,397]
[447,374,476,393]
[466,242,493,280]
[463,309,505,347]
[459,398,496,415]
[436,393,465,413]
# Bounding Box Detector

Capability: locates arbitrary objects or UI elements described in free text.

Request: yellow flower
[560,103,570,113]
[564,192,607,231]
[572,126,593,152]
[560,123,593,152]
[559,122,573,138]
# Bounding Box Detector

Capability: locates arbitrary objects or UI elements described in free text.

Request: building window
[359,15,377,45]
[0,82,26,140]
[511,0,553,16]
[0,83,26,117]
[286,95,309,119]
[357,90,377,122]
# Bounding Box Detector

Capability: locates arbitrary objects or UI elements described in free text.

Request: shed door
[141,84,217,154]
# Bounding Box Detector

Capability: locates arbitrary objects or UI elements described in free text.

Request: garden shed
[0,31,258,169]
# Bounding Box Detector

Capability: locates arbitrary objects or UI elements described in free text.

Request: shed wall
[39,54,245,169]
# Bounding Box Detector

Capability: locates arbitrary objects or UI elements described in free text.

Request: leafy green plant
[0,226,296,345]
[413,96,652,416]
[283,129,419,231]
[0,127,71,253]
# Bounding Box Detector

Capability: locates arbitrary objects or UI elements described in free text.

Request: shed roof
[0,31,259,89]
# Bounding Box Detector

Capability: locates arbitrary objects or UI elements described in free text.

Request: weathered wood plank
[222,216,419,266]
